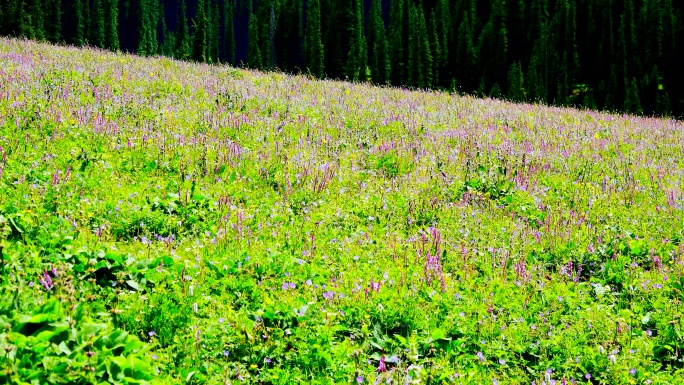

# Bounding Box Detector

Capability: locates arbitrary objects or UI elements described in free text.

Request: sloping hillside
[1,38,684,384]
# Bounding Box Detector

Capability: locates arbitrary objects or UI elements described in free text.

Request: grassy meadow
[1,38,684,384]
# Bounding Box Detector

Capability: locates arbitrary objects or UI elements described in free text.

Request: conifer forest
[1,0,683,117]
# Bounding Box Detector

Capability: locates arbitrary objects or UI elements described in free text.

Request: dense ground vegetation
[1,0,683,117]
[1,39,684,384]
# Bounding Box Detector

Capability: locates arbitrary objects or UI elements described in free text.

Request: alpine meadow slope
[1,38,684,384]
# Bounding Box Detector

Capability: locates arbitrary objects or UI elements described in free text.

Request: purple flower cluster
[39,267,57,291]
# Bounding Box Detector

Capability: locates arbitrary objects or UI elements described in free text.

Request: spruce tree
[407,4,432,88]
[456,12,475,92]
[388,0,405,85]
[527,45,544,102]
[407,5,418,87]
[209,0,220,63]
[253,0,273,69]
[376,27,390,85]
[192,0,208,62]
[507,62,526,102]
[623,0,639,76]
[45,0,61,42]
[222,0,236,65]
[304,0,324,78]
[76,0,86,46]
[344,0,365,81]
[624,77,643,114]
[64,0,85,46]
[176,0,191,59]
[276,0,303,72]
[435,0,451,85]
[11,0,27,38]
[557,0,576,104]
[92,0,106,48]
[660,0,680,112]
[654,65,672,115]
[604,64,619,111]
[368,0,382,83]
[368,0,390,84]
[477,0,508,94]
[104,0,119,50]
[247,12,262,68]
[266,1,277,69]
[160,16,175,56]
[4,0,18,36]
[429,10,441,87]
[28,0,44,40]
[136,0,159,56]
[417,5,432,88]
[83,0,91,43]
[321,0,348,78]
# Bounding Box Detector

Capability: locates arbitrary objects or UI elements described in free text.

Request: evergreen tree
[407,5,418,87]
[642,64,670,115]
[321,0,348,78]
[477,0,508,95]
[376,26,390,85]
[176,0,191,59]
[92,0,106,48]
[104,0,119,50]
[604,63,619,110]
[62,0,85,46]
[416,4,432,88]
[555,0,575,104]
[159,15,175,56]
[3,0,16,34]
[247,12,262,68]
[368,0,382,82]
[0,0,4,35]
[222,0,236,65]
[192,0,208,62]
[12,0,30,37]
[27,0,44,40]
[137,0,159,55]
[344,0,365,81]
[527,43,545,102]
[617,12,628,108]
[456,11,475,92]
[81,0,90,43]
[209,0,220,63]
[660,0,681,113]
[44,0,61,42]
[368,0,390,84]
[276,0,303,72]
[388,0,405,85]
[623,0,639,77]
[507,61,526,102]
[428,10,441,87]
[435,0,451,86]
[255,0,277,69]
[624,77,642,114]
[267,0,278,69]
[304,0,324,78]
[72,0,86,46]
[407,4,432,88]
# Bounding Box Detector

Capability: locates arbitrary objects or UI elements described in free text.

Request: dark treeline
[1,0,683,117]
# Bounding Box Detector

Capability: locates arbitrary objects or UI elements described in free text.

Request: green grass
[1,38,684,384]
